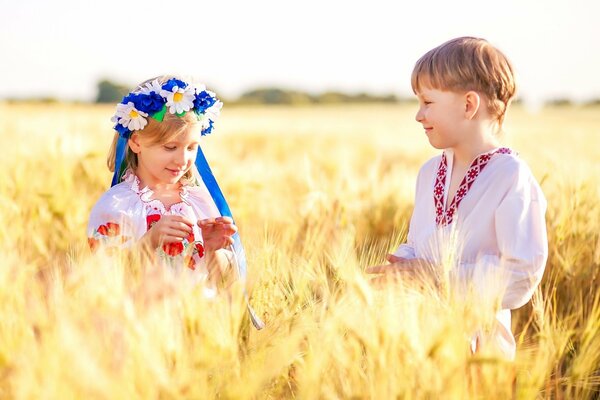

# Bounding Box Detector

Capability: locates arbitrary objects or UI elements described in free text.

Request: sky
[1,0,599,106]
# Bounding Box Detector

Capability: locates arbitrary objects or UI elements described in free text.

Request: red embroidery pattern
[88,222,131,252]
[145,214,204,270]
[97,222,120,236]
[434,148,512,226]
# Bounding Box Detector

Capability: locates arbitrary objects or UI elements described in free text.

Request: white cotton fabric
[87,170,223,285]
[394,149,548,359]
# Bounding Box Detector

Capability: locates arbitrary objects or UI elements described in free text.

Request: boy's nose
[415,109,424,123]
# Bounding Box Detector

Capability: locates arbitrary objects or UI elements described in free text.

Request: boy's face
[414,86,469,150]
[129,125,200,187]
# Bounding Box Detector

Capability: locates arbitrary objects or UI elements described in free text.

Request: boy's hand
[145,215,194,249]
[386,253,405,264]
[366,256,438,287]
[198,216,237,252]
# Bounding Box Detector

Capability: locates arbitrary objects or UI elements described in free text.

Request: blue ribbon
[111,135,129,187]
[195,147,265,330]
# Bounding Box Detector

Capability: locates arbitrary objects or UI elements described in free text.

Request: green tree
[95,79,131,103]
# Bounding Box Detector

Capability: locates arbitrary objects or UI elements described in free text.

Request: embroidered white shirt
[394,149,548,359]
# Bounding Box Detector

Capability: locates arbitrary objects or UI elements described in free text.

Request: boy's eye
[187,145,198,151]
[164,145,176,151]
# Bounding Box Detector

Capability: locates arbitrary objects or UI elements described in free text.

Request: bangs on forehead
[411,69,437,94]
[411,49,461,94]
[146,112,201,145]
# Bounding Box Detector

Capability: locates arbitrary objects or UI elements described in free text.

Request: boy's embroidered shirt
[394,148,548,360]
[87,170,221,280]
[434,147,513,226]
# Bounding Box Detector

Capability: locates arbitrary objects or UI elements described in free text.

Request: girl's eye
[424,101,432,105]
[187,145,198,151]
[164,146,176,151]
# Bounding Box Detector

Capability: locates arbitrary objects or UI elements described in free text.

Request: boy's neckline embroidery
[122,169,191,213]
[434,147,512,226]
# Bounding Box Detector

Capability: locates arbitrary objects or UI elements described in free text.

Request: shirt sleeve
[456,175,548,310]
[87,194,138,251]
[393,238,416,259]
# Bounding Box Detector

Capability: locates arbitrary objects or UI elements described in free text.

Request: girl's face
[414,86,469,150]
[129,125,200,188]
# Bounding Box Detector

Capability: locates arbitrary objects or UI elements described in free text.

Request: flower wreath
[110,78,223,139]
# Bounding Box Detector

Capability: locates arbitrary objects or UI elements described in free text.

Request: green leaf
[151,104,167,122]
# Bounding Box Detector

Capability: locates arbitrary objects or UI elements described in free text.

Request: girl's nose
[174,151,188,166]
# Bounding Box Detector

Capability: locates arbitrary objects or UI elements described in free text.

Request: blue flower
[133,92,164,115]
[193,91,217,114]
[162,78,187,92]
[114,123,131,139]
[201,119,214,136]
[121,93,136,105]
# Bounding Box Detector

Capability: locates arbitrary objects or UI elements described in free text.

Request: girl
[88,75,264,328]
[367,37,548,359]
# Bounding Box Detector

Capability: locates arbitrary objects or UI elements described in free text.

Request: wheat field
[0,102,598,399]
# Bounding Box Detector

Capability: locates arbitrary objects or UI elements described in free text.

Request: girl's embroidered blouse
[87,170,222,280]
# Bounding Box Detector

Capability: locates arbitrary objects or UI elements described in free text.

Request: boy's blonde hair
[411,37,516,125]
[107,75,201,184]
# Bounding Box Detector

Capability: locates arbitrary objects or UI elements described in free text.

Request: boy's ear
[128,133,142,153]
[464,91,481,120]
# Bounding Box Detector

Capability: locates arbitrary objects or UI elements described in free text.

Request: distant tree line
[96,79,131,103]
[89,80,600,106]
[3,79,600,106]
[93,79,413,105]
[235,88,406,105]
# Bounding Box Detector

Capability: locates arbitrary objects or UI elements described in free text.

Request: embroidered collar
[434,147,512,226]
[122,169,191,213]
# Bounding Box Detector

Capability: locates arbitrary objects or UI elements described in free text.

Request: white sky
[1,0,599,105]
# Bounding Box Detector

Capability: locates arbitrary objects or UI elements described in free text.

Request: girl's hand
[366,255,438,286]
[198,216,237,252]
[144,215,194,249]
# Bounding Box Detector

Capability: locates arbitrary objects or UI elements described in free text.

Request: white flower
[138,79,163,95]
[205,99,223,121]
[112,102,148,131]
[161,84,195,114]
[200,115,212,130]
[193,83,207,95]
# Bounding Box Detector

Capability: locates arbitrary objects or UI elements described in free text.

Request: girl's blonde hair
[107,75,201,184]
[411,37,516,125]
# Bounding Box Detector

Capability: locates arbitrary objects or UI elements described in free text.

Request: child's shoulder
[183,184,221,217]
[492,151,538,183]
[492,151,546,200]
[90,180,142,216]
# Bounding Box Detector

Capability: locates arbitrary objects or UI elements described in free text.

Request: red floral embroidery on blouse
[145,214,204,268]
[195,242,205,258]
[97,222,120,237]
[146,214,203,268]
[146,214,161,230]
[88,237,100,251]
[163,242,184,257]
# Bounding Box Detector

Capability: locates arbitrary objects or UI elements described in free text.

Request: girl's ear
[464,91,481,120]
[128,133,142,154]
